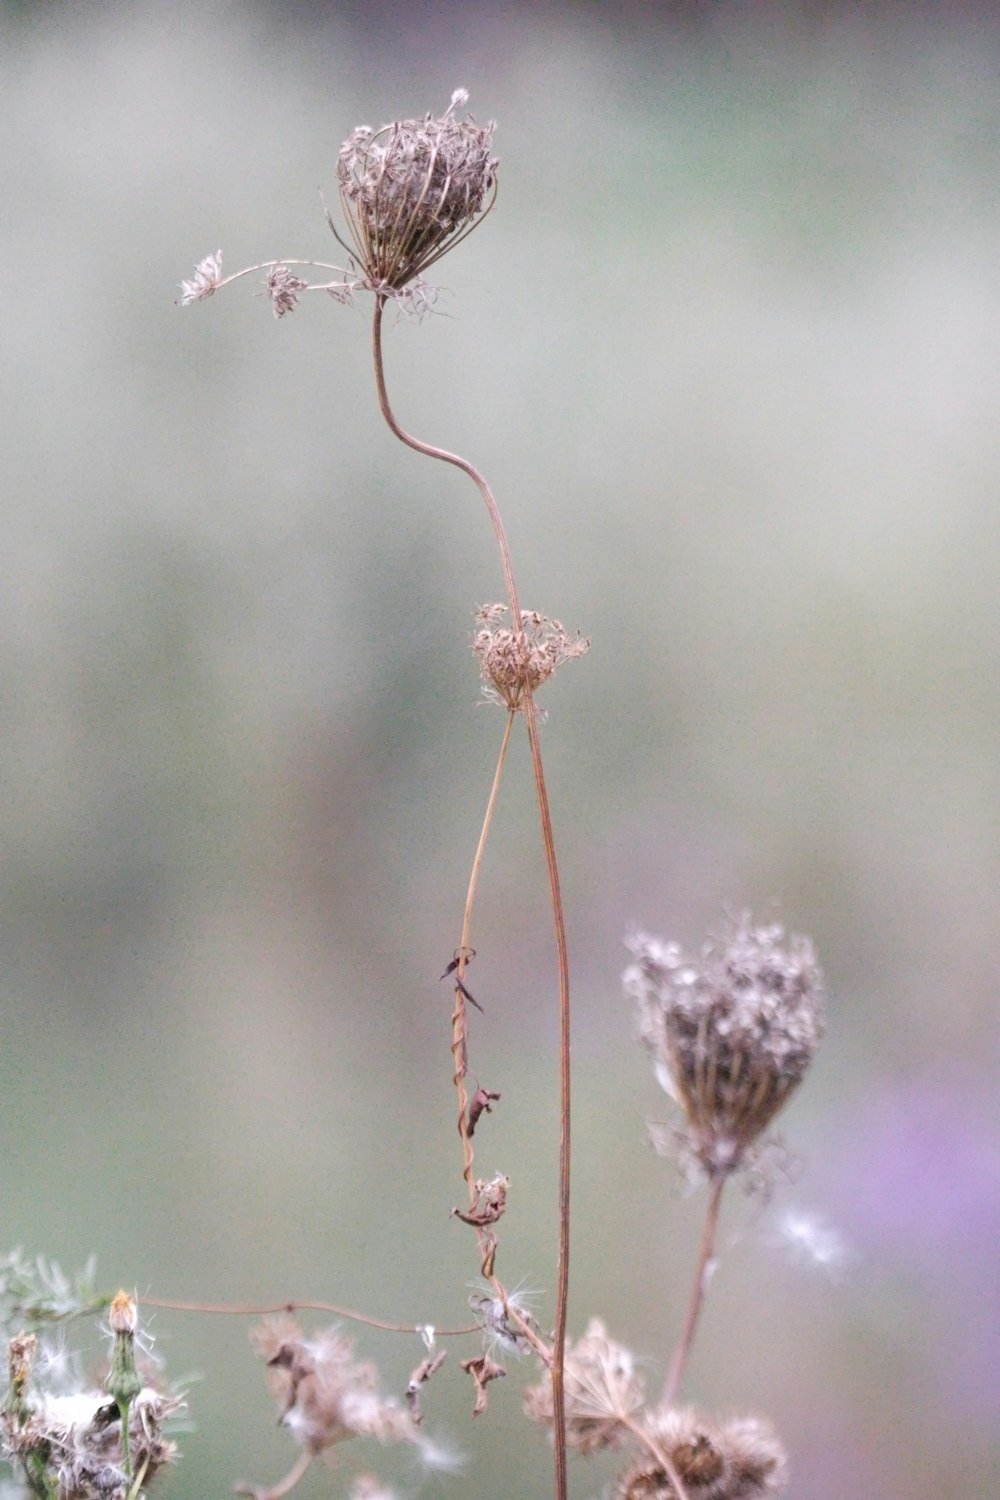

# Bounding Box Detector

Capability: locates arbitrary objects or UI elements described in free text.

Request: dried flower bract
[624,915,824,1178]
[473,604,590,712]
[337,89,498,291]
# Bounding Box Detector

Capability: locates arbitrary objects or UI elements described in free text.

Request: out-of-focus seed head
[472,604,590,712]
[251,1316,416,1455]
[523,1317,646,1455]
[623,915,824,1178]
[614,1408,789,1499]
[337,89,498,291]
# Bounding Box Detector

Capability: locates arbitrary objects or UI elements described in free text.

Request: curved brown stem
[371,298,520,619]
[662,1173,726,1407]
[370,299,571,1500]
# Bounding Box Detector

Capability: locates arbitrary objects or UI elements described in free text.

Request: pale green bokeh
[2,5,997,1496]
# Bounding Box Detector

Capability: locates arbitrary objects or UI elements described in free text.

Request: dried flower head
[615,1408,789,1499]
[178,249,223,305]
[524,1317,645,1455]
[251,1316,416,1455]
[624,915,824,1178]
[337,89,497,291]
[264,264,309,318]
[472,604,590,711]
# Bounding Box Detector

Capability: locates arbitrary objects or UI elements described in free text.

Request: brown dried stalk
[371,295,573,1500]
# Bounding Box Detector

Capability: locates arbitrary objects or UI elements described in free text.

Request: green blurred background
[2,2,998,1496]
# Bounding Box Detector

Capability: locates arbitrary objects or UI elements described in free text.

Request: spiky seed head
[337,90,498,290]
[624,914,824,1178]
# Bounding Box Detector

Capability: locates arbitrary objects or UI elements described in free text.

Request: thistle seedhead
[472,604,590,712]
[251,1316,418,1456]
[523,1317,645,1455]
[337,89,497,291]
[615,1408,789,1499]
[624,914,824,1179]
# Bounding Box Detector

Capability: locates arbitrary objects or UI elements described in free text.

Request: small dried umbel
[472,604,590,712]
[624,915,824,1178]
[614,1408,789,1499]
[524,1317,646,1456]
[337,88,497,291]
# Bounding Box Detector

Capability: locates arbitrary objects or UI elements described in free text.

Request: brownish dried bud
[337,89,497,291]
[460,1353,506,1417]
[467,1085,501,1137]
[614,1408,789,1499]
[624,914,824,1178]
[405,1351,446,1425]
[523,1318,645,1456]
[472,604,590,712]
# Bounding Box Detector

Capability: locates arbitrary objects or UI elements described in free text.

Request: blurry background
[1,2,998,1496]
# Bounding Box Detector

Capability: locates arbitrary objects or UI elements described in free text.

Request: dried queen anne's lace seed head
[337,89,498,290]
[614,1408,789,1499]
[523,1317,646,1455]
[623,915,824,1178]
[472,604,590,711]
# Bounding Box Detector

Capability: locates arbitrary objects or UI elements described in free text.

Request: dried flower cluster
[523,1317,645,1454]
[337,89,498,290]
[251,1315,422,1454]
[624,915,824,1178]
[178,248,223,306]
[2,1314,182,1500]
[472,604,590,711]
[524,1321,788,1498]
[615,1407,788,1499]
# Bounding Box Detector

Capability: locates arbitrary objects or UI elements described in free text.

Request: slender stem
[142,1294,477,1337]
[235,1450,312,1500]
[454,712,516,1200]
[622,1414,692,1500]
[371,299,520,619]
[662,1173,726,1407]
[370,298,571,1500]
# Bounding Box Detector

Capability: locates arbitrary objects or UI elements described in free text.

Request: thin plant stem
[453,711,515,1200]
[662,1173,726,1407]
[142,1294,477,1337]
[622,1414,692,1500]
[235,1449,313,1500]
[370,297,571,1500]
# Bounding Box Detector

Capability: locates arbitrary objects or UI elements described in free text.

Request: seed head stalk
[371,297,572,1500]
[662,1172,726,1408]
